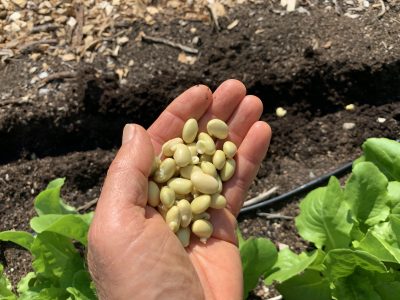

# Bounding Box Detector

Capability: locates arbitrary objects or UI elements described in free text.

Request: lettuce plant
[240,138,400,300]
[0,179,96,299]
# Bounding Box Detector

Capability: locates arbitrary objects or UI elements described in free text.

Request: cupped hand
[87,80,272,300]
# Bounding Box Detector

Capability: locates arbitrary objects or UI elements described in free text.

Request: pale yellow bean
[166,206,181,233]
[176,227,191,247]
[220,158,236,181]
[210,194,227,209]
[187,143,198,157]
[191,171,219,194]
[212,150,226,170]
[182,118,198,143]
[162,138,183,157]
[173,144,192,167]
[160,186,175,208]
[200,161,217,177]
[167,178,193,195]
[197,133,216,155]
[207,119,228,139]
[191,195,211,214]
[177,200,192,227]
[216,175,223,193]
[180,165,201,179]
[192,219,213,243]
[192,212,211,221]
[223,141,237,158]
[150,156,161,176]
[153,158,176,183]
[148,181,160,207]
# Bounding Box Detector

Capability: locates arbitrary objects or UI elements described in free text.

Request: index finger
[147,85,213,153]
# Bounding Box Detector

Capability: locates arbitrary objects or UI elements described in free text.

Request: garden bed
[1,1,400,298]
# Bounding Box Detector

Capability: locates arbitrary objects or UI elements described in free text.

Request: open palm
[88,80,271,300]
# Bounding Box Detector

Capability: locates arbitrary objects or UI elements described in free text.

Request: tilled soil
[1,1,400,299]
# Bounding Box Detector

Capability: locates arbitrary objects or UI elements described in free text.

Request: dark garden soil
[1,1,400,298]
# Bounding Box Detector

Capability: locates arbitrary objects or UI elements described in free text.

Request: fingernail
[122,124,136,144]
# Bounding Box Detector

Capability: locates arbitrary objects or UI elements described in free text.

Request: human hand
[87,79,272,300]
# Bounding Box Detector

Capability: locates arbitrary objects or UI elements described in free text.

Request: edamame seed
[153,158,176,183]
[177,200,192,227]
[166,206,181,233]
[207,119,229,139]
[192,219,213,243]
[173,144,192,167]
[148,181,160,207]
[210,194,227,209]
[167,178,193,195]
[182,118,198,143]
[223,141,237,158]
[212,150,226,170]
[162,138,183,157]
[191,171,219,194]
[200,161,217,177]
[176,227,191,247]
[220,158,236,181]
[191,195,211,214]
[160,186,175,208]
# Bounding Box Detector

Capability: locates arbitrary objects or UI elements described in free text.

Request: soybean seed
[223,141,237,158]
[212,150,226,170]
[220,158,236,181]
[162,138,183,157]
[160,186,175,209]
[191,171,219,194]
[177,199,192,227]
[176,227,191,247]
[207,119,228,139]
[182,118,198,143]
[173,144,192,167]
[191,195,211,214]
[192,219,213,243]
[153,158,176,183]
[167,178,193,195]
[166,206,181,233]
[210,194,227,209]
[148,181,160,207]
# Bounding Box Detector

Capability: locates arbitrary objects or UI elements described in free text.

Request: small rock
[38,88,49,96]
[377,117,386,123]
[38,71,48,79]
[192,36,200,45]
[29,67,37,73]
[62,53,75,61]
[343,122,356,130]
[227,19,239,30]
[278,242,289,250]
[345,104,355,111]
[11,0,27,8]
[9,11,21,21]
[190,27,197,33]
[276,107,287,117]
[286,0,298,11]
[67,17,77,29]
[116,36,129,45]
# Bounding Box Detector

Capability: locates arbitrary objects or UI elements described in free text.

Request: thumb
[95,124,154,220]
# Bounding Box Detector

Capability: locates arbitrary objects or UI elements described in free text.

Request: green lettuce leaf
[30,232,84,289]
[362,138,400,181]
[0,264,16,299]
[332,269,400,300]
[356,218,400,263]
[295,177,352,250]
[344,162,390,227]
[324,249,387,281]
[388,182,400,216]
[239,236,277,299]
[264,247,322,285]
[66,271,97,300]
[277,270,331,300]
[0,231,34,251]
[34,178,76,216]
[30,213,93,246]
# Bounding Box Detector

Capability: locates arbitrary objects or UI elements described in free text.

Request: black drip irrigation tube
[239,161,353,214]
